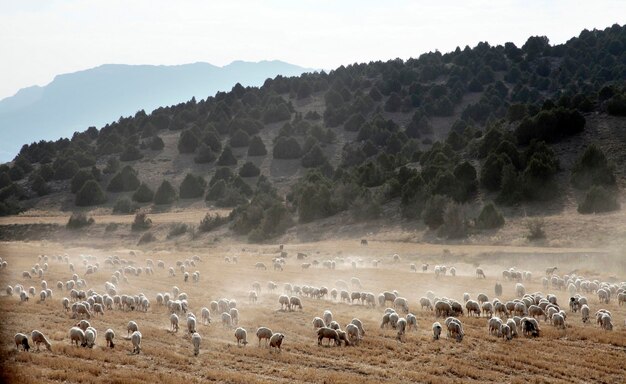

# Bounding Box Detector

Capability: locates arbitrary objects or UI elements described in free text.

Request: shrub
[131,213,152,231]
[439,202,468,239]
[607,94,626,116]
[119,145,143,161]
[178,130,200,153]
[9,165,24,181]
[179,174,206,199]
[132,183,154,203]
[217,145,237,166]
[0,172,10,189]
[194,144,216,164]
[422,195,450,230]
[248,136,267,156]
[113,198,138,214]
[149,136,165,150]
[107,166,140,192]
[344,113,365,132]
[273,136,302,159]
[138,232,156,244]
[476,202,505,229]
[167,223,188,238]
[71,170,95,193]
[525,217,546,240]
[66,212,94,229]
[31,175,50,197]
[54,160,79,180]
[515,107,585,145]
[577,186,620,214]
[75,180,107,206]
[105,223,118,232]
[239,162,261,177]
[571,144,616,189]
[301,144,327,168]
[154,180,177,205]
[103,157,120,174]
[229,129,250,147]
[198,213,229,232]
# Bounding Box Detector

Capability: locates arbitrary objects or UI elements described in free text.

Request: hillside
[1,24,626,247]
[0,61,313,162]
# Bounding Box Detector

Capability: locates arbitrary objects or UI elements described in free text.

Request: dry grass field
[1,237,625,384]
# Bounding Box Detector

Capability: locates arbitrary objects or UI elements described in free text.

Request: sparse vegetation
[75,180,107,206]
[131,212,152,231]
[476,203,505,229]
[112,198,138,214]
[167,222,188,238]
[154,180,177,205]
[198,212,229,232]
[66,212,94,229]
[137,232,156,244]
[578,186,621,214]
[525,217,546,240]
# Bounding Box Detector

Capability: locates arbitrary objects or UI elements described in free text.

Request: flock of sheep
[2,249,625,361]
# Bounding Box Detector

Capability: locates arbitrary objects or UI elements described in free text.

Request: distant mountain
[0,60,313,162]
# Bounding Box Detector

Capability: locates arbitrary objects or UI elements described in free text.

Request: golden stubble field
[0,239,625,384]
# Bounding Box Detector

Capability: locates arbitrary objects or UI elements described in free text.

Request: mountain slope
[0,60,313,162]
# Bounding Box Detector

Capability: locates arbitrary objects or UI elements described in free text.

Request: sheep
[85,327,97,348]
[515,283,526,298]
[221,312,232,328]
[406,313,418,331]
[329,321,341,331]
[14,333,30,351]
[528,305,547,322]
[256,327,273,347]
[20,291,28,302]
[476,268,486,279]
[73,303,91,319]
[345,323,360,345]
[267,281,278,292]
[312,317,325,329]
[477,293,489,305]
[317,327,341,346]
[289,296,303,311]
[191,332,201,356]
[597,289,610,304]
[552,313,566,329]
[31,330,52,351]
[105,329,115,348]
[466,300,481,317]
[248,290,258,304]
[169,313,180,332]
[279,295,290,311]
[269,333,284,352]
[500,324,512,341]
[618,292,626,306]
[77,320,91,332]
[199,307,211,325]
[389,312,400,329]
[600,313,613,331]
[131,331,142,354]
[396,318,408,342]
[229,308,239,326]
[435,301,453,318]
[127,321,139,337]
[432,322,442,340]
[255,262,267,270]
[506,318,517,337]
[187,315,197,334]
[447,320,464,342]
[581,304,590,323]
[235,327,248,346]
[69,327,86,347]
[393,297,409,313]
[521,317,540,337]
[488,317,503,336]
[93,303,105,316]
[323,310,333,326]
[420,297,433,311]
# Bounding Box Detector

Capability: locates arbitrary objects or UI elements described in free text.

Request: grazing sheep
[269,333,284,352]
[447,320,464,342]
[506,318,517,337]
[255,262,267,270]
[170,313,180,332]
[434,301,453,318]
[73,303,91,319]
[191,332,201,356]
[495,283,503,297]
[489,317,503,336]
[521,317,540,337]
[396,318,407,342]
[432,322,442,340]
[317,327,341,346]
[600,313,613,331]
[389,312,400,329]
[127,321,139,337]
[93,303,105,316]
[14,333,30,351]
[312,317,325,329]
[248,290,258,304]
[131,331,142,354]
[279,295,290,311]
[581,304,590,323]
[289,296,303,311]
[466,300,481,317]
[20,291,28,302]
[477,293,489,305]
[420,297,433,311]
[31,330,52,351]
[323,310,333,327]
[618,292,626,306]
[256,327,273,347]
[221,312,232,328]
[515,283,526,298]
[476,268,486,279]
[552,313,566,329]
[187,315,197,334]
[77,320,91,332]
[345,323,360,345]
[500,324,512,341]
[105,329,115,348]
[85,327,97,348]
[199,307,211,325]
[69,327,86,347]
[393,297,409,313]
[406,313,418,331]
[229,308,239,326]
[235,327,248,346]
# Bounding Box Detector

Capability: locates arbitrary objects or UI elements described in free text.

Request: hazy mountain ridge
[0,60,313,161]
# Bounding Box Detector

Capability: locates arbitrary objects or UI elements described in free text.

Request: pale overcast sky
[1,0,624,100]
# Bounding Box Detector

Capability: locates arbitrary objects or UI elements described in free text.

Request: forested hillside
[2,24,625,243]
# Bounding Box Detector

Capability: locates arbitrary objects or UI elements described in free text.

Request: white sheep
[69,327,86,347]
[406,313,418,331]
[345,323,360,345]
[432,322,442,340]
[552,313,566,329]
[191,332,201,356]
[235,327,248,346]
[581,304,590,323]
[396,318,408,342]
[127,321,139,337]
[187,315,197,334]
[201,307,211,325]
[85,327,97,348]
[393,297,409,313]
[256,327,273,347]
[279,295,290,311]
[105,329,115,348]
[31,330,52,351]
[229,308,239,326]
[131,331,142,354]
[323,310,333,327]
[221,312,232,328]
[269,333,284,352]
[500,324,512,341]
[14,333,30,351]
[249,290,258,304]
[289,296,303,311]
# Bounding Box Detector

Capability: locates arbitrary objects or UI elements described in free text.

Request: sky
[1,0,624,100]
